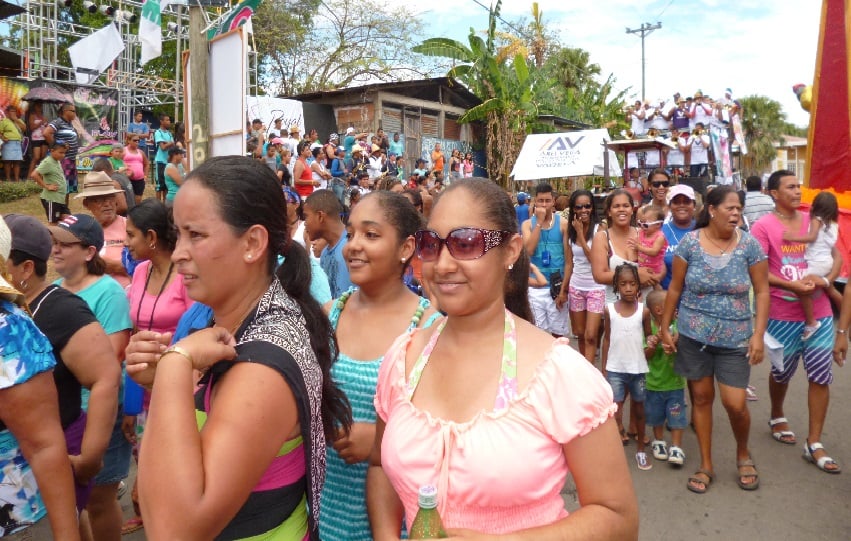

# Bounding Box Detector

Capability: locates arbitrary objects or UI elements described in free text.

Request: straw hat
[74,171,124,200]
[0,217,25,304]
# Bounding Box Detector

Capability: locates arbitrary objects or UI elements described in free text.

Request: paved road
[30,355,851,541]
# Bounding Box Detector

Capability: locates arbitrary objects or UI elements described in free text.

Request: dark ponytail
[184,156,351,441]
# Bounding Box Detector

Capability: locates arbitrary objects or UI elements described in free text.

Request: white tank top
[606,302,647,374]
[570,225,604,291]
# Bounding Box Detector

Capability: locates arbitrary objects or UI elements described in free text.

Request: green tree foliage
[254,0,427,96]
[739,95,790,175]
[413,0,536,188]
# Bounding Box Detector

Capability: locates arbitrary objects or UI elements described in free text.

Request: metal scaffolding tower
[9,0,258,127]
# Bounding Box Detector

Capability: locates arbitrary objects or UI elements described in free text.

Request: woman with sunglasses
[321,191,438,540]
[647,169,672,219]
[124,134,150,205]
[368,178,637,539]
[560,189,605,363]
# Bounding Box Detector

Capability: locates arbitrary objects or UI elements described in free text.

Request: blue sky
[411,0,820,129]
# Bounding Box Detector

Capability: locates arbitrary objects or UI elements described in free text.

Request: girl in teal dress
[320,191,440,540]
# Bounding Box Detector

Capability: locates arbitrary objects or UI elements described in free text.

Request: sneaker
[746,385,758,401]
[668,446,686,466]
[802,321,822,341]
[651,440,669,460]
[636,451,652,470]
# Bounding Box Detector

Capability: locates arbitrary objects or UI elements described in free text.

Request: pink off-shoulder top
[374,332,616,534]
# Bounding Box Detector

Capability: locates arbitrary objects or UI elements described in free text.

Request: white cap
[666,184,696,204]
[346,127,355,135]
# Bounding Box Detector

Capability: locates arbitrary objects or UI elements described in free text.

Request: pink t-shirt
[750,211,832,321]
[100,215,130,289]
[127,260,193,334]
[374,332,615,534]
[638,229,667,273]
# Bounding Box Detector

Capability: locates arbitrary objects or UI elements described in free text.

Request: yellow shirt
[0,118,24,141]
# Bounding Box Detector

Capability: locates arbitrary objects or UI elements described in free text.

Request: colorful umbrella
[22,86,73,103]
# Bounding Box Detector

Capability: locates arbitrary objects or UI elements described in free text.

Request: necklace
[135,261,174,332]
[774,209,796,220]
[703,228,739,255]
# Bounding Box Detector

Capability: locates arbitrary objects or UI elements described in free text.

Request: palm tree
[412,0,536,188]
[738,95,789,176]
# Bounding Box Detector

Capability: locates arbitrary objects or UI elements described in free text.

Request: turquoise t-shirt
[55,275,132,409]
[0,300,55,533]
[154,129,174,164]
[165,162,185,202]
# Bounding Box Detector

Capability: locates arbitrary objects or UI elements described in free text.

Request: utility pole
[188,1,209,167]
[626,21,662,102]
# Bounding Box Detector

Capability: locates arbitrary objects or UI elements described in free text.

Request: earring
[508,264,513,270]
[149,243,155,249]
[401,258,406,263]
[711,214,715,219]
[19,279,27,290]
[247,254,252,260]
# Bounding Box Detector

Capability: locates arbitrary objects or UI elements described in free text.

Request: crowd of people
[0,104,844,541]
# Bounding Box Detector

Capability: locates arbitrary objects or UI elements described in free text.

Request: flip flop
[687,469,714,494]
[768,417,796,445]
[619,429,630,446]
[736,458,760,490]
[121,517,144,535]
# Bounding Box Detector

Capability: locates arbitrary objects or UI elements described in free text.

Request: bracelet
[161,345,194,366]
[836,329,847,335]
[822,276,831,287]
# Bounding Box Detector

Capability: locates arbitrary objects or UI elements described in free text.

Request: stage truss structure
[8,0,258,127]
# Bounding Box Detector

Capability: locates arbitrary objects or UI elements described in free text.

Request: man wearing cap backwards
[33,142,71,225]
[76,171,131,288]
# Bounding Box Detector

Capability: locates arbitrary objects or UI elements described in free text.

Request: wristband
[161,345,194,366]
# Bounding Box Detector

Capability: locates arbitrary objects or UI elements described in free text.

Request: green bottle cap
[417,485,438,509]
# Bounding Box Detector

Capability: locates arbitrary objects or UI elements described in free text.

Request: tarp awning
[510,129,613,181]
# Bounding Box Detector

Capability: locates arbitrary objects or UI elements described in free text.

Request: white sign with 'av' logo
[511,129,611,181]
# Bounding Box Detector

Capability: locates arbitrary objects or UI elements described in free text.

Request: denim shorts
[606,371,646,403]
[92,412,132,486]
[645,388,688,429]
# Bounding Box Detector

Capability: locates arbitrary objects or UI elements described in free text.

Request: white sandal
[768,417,796,445]
[803,440,841,474]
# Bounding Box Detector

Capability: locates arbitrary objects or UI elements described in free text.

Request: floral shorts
[568,286,605,314]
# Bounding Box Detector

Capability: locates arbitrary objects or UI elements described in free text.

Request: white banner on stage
[245,96,304,136]
[510,129,612,181]
[68,23,125,85]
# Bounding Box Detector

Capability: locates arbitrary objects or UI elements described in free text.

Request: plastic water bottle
[409,485,447,539]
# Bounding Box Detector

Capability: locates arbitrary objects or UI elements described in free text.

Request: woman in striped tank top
[320,191,439,540]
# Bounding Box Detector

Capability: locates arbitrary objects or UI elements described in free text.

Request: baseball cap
[271,137,285,145]
[47,214,104,251]
[517,192,529,203]
[346,127,355,135]
[666,184,696,204]
[3,214,52,261]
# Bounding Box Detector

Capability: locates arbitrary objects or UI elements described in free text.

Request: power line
[655,0,675,21]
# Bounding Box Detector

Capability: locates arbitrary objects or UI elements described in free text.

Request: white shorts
[806,258,833,278]
[528,287,570,336]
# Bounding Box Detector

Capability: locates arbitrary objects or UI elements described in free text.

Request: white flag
[139,0,175,65]
[68,23,125,85]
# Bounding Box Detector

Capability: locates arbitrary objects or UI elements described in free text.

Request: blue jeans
[645,389,688,429]
[606,371,646,403]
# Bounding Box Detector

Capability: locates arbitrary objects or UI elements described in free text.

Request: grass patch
[0,181,41,204]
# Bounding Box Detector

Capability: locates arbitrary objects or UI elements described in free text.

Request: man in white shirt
[689,91,713,131]
[688,122,711,178]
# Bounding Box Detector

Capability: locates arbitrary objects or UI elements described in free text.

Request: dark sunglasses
[574,203,593,210]
[415,227,512,262]
[637,220,663,229]
[651,181,670,188]
[130,138,140,142]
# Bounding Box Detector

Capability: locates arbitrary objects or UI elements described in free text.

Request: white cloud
[412,0,820,128]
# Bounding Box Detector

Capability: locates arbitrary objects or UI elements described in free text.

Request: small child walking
[644,289,688,467]
[783,191,842,339]
[603,263,653,470]
[630,205,668,291]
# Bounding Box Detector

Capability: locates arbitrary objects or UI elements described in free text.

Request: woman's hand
[555,290,569,311]
[833,333,847,367]
[332,422,375,464]
[69,453,103,485]
[636,267,658,288]
[747,334,764,366]
[125,330,173,388]
[172,327,238,372]
[121,414,137,444]
[659,328,677,354]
